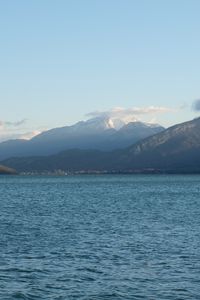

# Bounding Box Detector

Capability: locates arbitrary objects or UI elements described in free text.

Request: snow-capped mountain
[33,117,126,141]
[4,117,200,174]
[0,116,165,160]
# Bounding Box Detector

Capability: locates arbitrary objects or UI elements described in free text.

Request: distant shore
[13,169,200,176]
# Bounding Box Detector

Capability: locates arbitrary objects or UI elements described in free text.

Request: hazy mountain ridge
[2,117,200,173]
[117,117,200,171]
[0,117,164,160]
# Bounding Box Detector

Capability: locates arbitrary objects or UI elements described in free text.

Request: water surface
[0,175,200,299]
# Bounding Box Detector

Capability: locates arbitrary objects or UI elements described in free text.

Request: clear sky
[1,0,200,140]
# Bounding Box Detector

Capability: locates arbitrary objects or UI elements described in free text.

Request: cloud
[86,106,173,123]
[18,130,41,140]
[0,119,27,128]
[192,99,200,111]
[0,130,41,142]
[5,119,27,127]
[0,118,41,142]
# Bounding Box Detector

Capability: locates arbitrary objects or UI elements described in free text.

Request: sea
[0,175,200,299]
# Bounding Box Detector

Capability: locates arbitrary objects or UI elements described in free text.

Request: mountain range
[2,117,200,174]
[0,117,164,160]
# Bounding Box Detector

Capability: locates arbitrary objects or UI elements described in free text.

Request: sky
[1,0,200,141]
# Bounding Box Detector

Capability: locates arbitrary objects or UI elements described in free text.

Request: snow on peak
[87,117,127,130]
[79,116,149,131]
[143,122,162,128]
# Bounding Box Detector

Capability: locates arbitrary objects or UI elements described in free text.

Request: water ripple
[0,175,200,299]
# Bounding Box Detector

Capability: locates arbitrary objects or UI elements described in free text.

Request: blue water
[1,175,200,299]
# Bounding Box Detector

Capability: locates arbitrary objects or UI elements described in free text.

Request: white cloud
[86,106,173,123]
[18,130,41,140]
[0,130,41,142]
[0,118,41,142]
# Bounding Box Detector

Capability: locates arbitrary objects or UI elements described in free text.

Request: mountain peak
[80,115,151,131]
[0,115,164,160]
